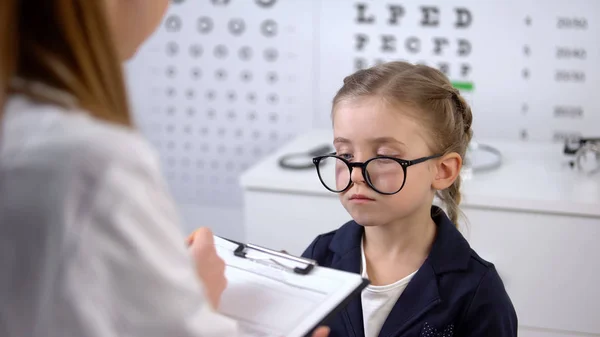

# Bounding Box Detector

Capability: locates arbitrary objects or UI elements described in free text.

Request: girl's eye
[337,153,353,160]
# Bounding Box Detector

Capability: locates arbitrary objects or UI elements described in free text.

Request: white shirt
[360,239,417,337]
[0,95,238,337]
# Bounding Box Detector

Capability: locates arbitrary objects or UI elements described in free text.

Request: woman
[0,1,328,336]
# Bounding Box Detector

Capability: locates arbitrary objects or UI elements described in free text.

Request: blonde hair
[0,0,132,126]
[332,61,473,225]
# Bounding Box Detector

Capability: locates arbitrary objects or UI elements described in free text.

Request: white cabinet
[240,129,600,336]
[463,208,599,335]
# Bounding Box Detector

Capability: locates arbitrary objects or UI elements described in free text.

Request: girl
[304,62,517,337]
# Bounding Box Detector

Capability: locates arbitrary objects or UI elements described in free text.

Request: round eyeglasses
[312,154,441,195]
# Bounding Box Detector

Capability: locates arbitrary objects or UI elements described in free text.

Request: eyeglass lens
[316,156,405,194]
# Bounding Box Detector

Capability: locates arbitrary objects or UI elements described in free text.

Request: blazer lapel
[376,261,441,337]
[331,247,364,337]
[377,207,472,337]
[328,221,365,337]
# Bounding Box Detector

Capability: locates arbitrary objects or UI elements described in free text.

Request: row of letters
[355,34,471,57]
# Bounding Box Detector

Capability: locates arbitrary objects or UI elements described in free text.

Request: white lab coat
[0,94,238,336]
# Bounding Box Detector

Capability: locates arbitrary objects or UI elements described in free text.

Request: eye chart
[127,0,316,207]
[316,0,600,142]
[127,0,600,208]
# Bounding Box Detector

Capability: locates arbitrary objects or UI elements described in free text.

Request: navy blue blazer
[302,207,518,337]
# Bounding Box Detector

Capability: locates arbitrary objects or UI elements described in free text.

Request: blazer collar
[328,206,472,275]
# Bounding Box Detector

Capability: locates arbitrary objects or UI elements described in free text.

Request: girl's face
[331,96,439,227]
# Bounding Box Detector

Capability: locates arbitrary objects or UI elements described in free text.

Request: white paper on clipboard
[213,236,368,337]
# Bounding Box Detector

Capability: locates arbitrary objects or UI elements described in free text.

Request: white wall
[125,0,600,239]
[178,204,244,240]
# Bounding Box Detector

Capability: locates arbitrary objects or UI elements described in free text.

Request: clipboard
[231,239,316,275]
[213,236,369,337]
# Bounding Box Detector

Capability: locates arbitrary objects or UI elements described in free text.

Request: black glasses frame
[312,153,442,195]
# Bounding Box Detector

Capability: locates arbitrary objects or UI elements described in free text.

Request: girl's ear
[432,152,462,190]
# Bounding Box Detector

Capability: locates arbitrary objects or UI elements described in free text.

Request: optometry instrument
[464,140,503,173]
[278,144,333,170]
[564,137,600,175]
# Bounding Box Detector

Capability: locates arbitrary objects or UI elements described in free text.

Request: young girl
[304,62,517,337]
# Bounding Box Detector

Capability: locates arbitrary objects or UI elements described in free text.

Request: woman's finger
[311,326,330,337]
[187,227,214,246]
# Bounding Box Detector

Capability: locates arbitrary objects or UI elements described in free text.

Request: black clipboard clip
[231,241,318,275]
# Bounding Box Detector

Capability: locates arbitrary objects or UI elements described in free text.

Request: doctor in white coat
[0,1,329,337]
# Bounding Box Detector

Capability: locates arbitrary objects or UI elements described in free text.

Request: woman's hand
[187,228,227,309]
[187,230,330,337]
[311,327,330,337]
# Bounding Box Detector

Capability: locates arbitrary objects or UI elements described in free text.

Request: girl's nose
[350,163,366,185]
